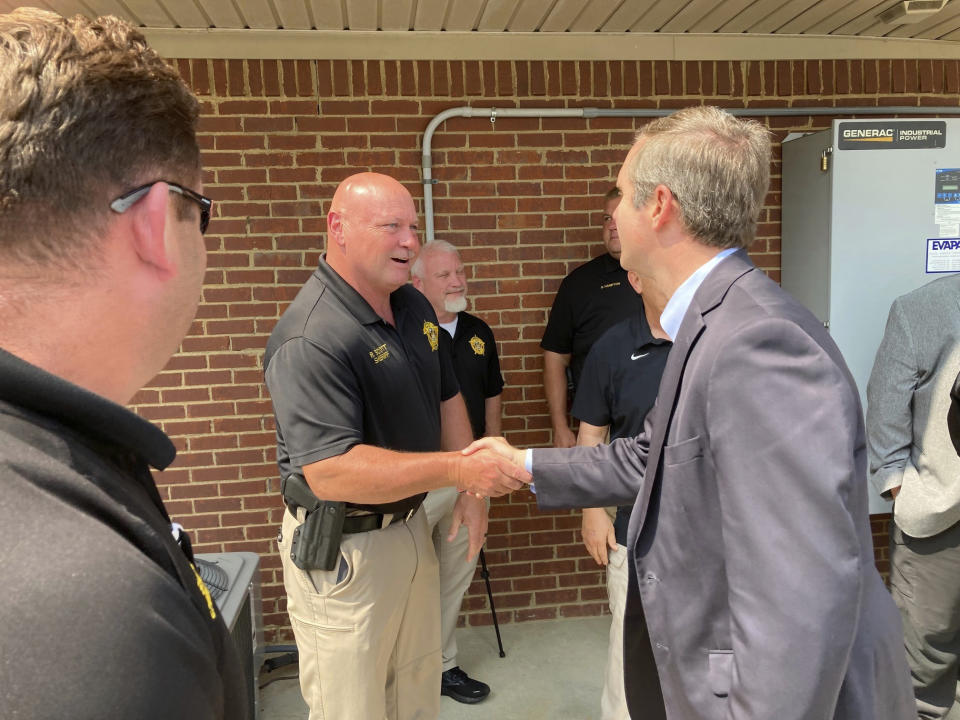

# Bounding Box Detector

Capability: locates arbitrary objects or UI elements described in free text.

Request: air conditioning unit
[195,552,265,718]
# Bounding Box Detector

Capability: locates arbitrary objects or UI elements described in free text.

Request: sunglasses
[110,180,212,234]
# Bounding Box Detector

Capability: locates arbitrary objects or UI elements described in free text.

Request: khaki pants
[422,488,481,672]
[601,544,630,720]
[279,507,441,720]
[603,544,665,720]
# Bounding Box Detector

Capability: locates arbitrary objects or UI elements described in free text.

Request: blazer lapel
[629,250,756,540]
[630,311,703,532]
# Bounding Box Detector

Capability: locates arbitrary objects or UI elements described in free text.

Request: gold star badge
[469,335,485,356]
[423,321,439,352]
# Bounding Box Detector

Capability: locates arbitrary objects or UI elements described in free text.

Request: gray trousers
[891,520,960,720]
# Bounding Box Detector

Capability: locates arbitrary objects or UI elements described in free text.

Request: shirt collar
[315,255,413,327]
[600,252,622,272]
[314,255,380,325]
[633,303,671,350]
[0,347,175,470]
[660,247,738,341]
[439,315,459,337]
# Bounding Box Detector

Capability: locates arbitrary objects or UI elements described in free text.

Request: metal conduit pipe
[421,104,960,242]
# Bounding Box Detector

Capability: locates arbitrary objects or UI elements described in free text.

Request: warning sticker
[936,169,960,237]
[927,238,960,273]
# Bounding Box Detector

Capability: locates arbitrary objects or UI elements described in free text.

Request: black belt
[342,506,420,534]
[281,474,420,535]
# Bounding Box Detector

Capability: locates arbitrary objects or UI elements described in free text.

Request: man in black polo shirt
[411,239,504,704]
[571,272,670,720]
[0,9,247,719]
[542,187,644,448]
[263,173,529,720]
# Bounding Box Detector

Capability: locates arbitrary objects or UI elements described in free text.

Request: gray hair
[410,239,461,279]
[628,106,770,250]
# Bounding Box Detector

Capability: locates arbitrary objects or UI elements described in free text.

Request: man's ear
[411,274,423,291]
[129,182,174,274]
[327,209,345,249]
[648,184,674,230]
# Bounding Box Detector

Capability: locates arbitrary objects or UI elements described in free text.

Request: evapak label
[838,121,946,150]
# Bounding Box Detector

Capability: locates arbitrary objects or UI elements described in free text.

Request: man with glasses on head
[0,9,246,719]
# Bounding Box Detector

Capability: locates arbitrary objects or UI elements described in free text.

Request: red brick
[776,60,791,96]
[332,60,349,96]
[226,60,244,96]
[654,60,669,95]
[217,100,268,115]
[316,60,333,96]
[545,60,562,96]
[351,60,366,96]
[400,61,417,96]
[905,59,920,93]
[260,60,279,96]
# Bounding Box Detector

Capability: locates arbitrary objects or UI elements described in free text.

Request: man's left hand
[448,492,488,561]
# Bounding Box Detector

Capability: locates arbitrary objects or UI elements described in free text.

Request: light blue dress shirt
[659,247,737,341]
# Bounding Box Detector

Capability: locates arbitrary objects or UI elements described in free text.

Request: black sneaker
[440,666,491,704]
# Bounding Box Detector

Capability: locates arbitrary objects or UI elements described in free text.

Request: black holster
[282,474,345,572]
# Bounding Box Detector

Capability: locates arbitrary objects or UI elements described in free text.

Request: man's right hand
[450,445,530,497]
[552,424,576,449]
[463,436,526,467]
[582,507,617,566]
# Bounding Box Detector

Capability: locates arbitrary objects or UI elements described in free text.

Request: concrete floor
[259,615,609,720]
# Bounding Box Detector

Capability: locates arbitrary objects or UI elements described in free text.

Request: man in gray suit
[951,370,960,455]
[867,273,960,719]
[467,106,913,719]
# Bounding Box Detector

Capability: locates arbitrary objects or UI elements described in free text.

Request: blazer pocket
[663,434,703,466]
[707,650,733,697]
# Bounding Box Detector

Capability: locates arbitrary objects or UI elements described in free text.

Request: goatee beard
[444,295,468,314]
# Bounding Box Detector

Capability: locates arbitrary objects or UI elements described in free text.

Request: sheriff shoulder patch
[423,321,439,351]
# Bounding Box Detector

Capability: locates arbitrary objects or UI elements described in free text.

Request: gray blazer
[533,251,913,720]
[950,369,960,455]
[866,273,960,538]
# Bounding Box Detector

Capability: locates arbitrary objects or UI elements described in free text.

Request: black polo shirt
[571,304,671,545]
[0,348,248,720]
[264,256,459,515]
[540,252,643,390]
[444,311,504,439]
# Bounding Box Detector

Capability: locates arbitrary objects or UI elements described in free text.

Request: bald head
[326,172,420,309]
[330,172,411,218]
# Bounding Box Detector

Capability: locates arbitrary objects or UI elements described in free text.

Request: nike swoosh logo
[630,352,649,360]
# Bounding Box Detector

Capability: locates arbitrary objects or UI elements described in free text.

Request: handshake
[451,437,529,498]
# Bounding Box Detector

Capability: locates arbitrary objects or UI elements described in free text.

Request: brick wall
[135,57,958,642]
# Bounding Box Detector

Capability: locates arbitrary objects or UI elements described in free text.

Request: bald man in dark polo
[264,172,529,720]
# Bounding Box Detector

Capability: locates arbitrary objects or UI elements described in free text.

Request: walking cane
[478,548,505,657]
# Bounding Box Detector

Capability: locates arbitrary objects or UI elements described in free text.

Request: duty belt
[342,507,419,533]
[281,473,419,534]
